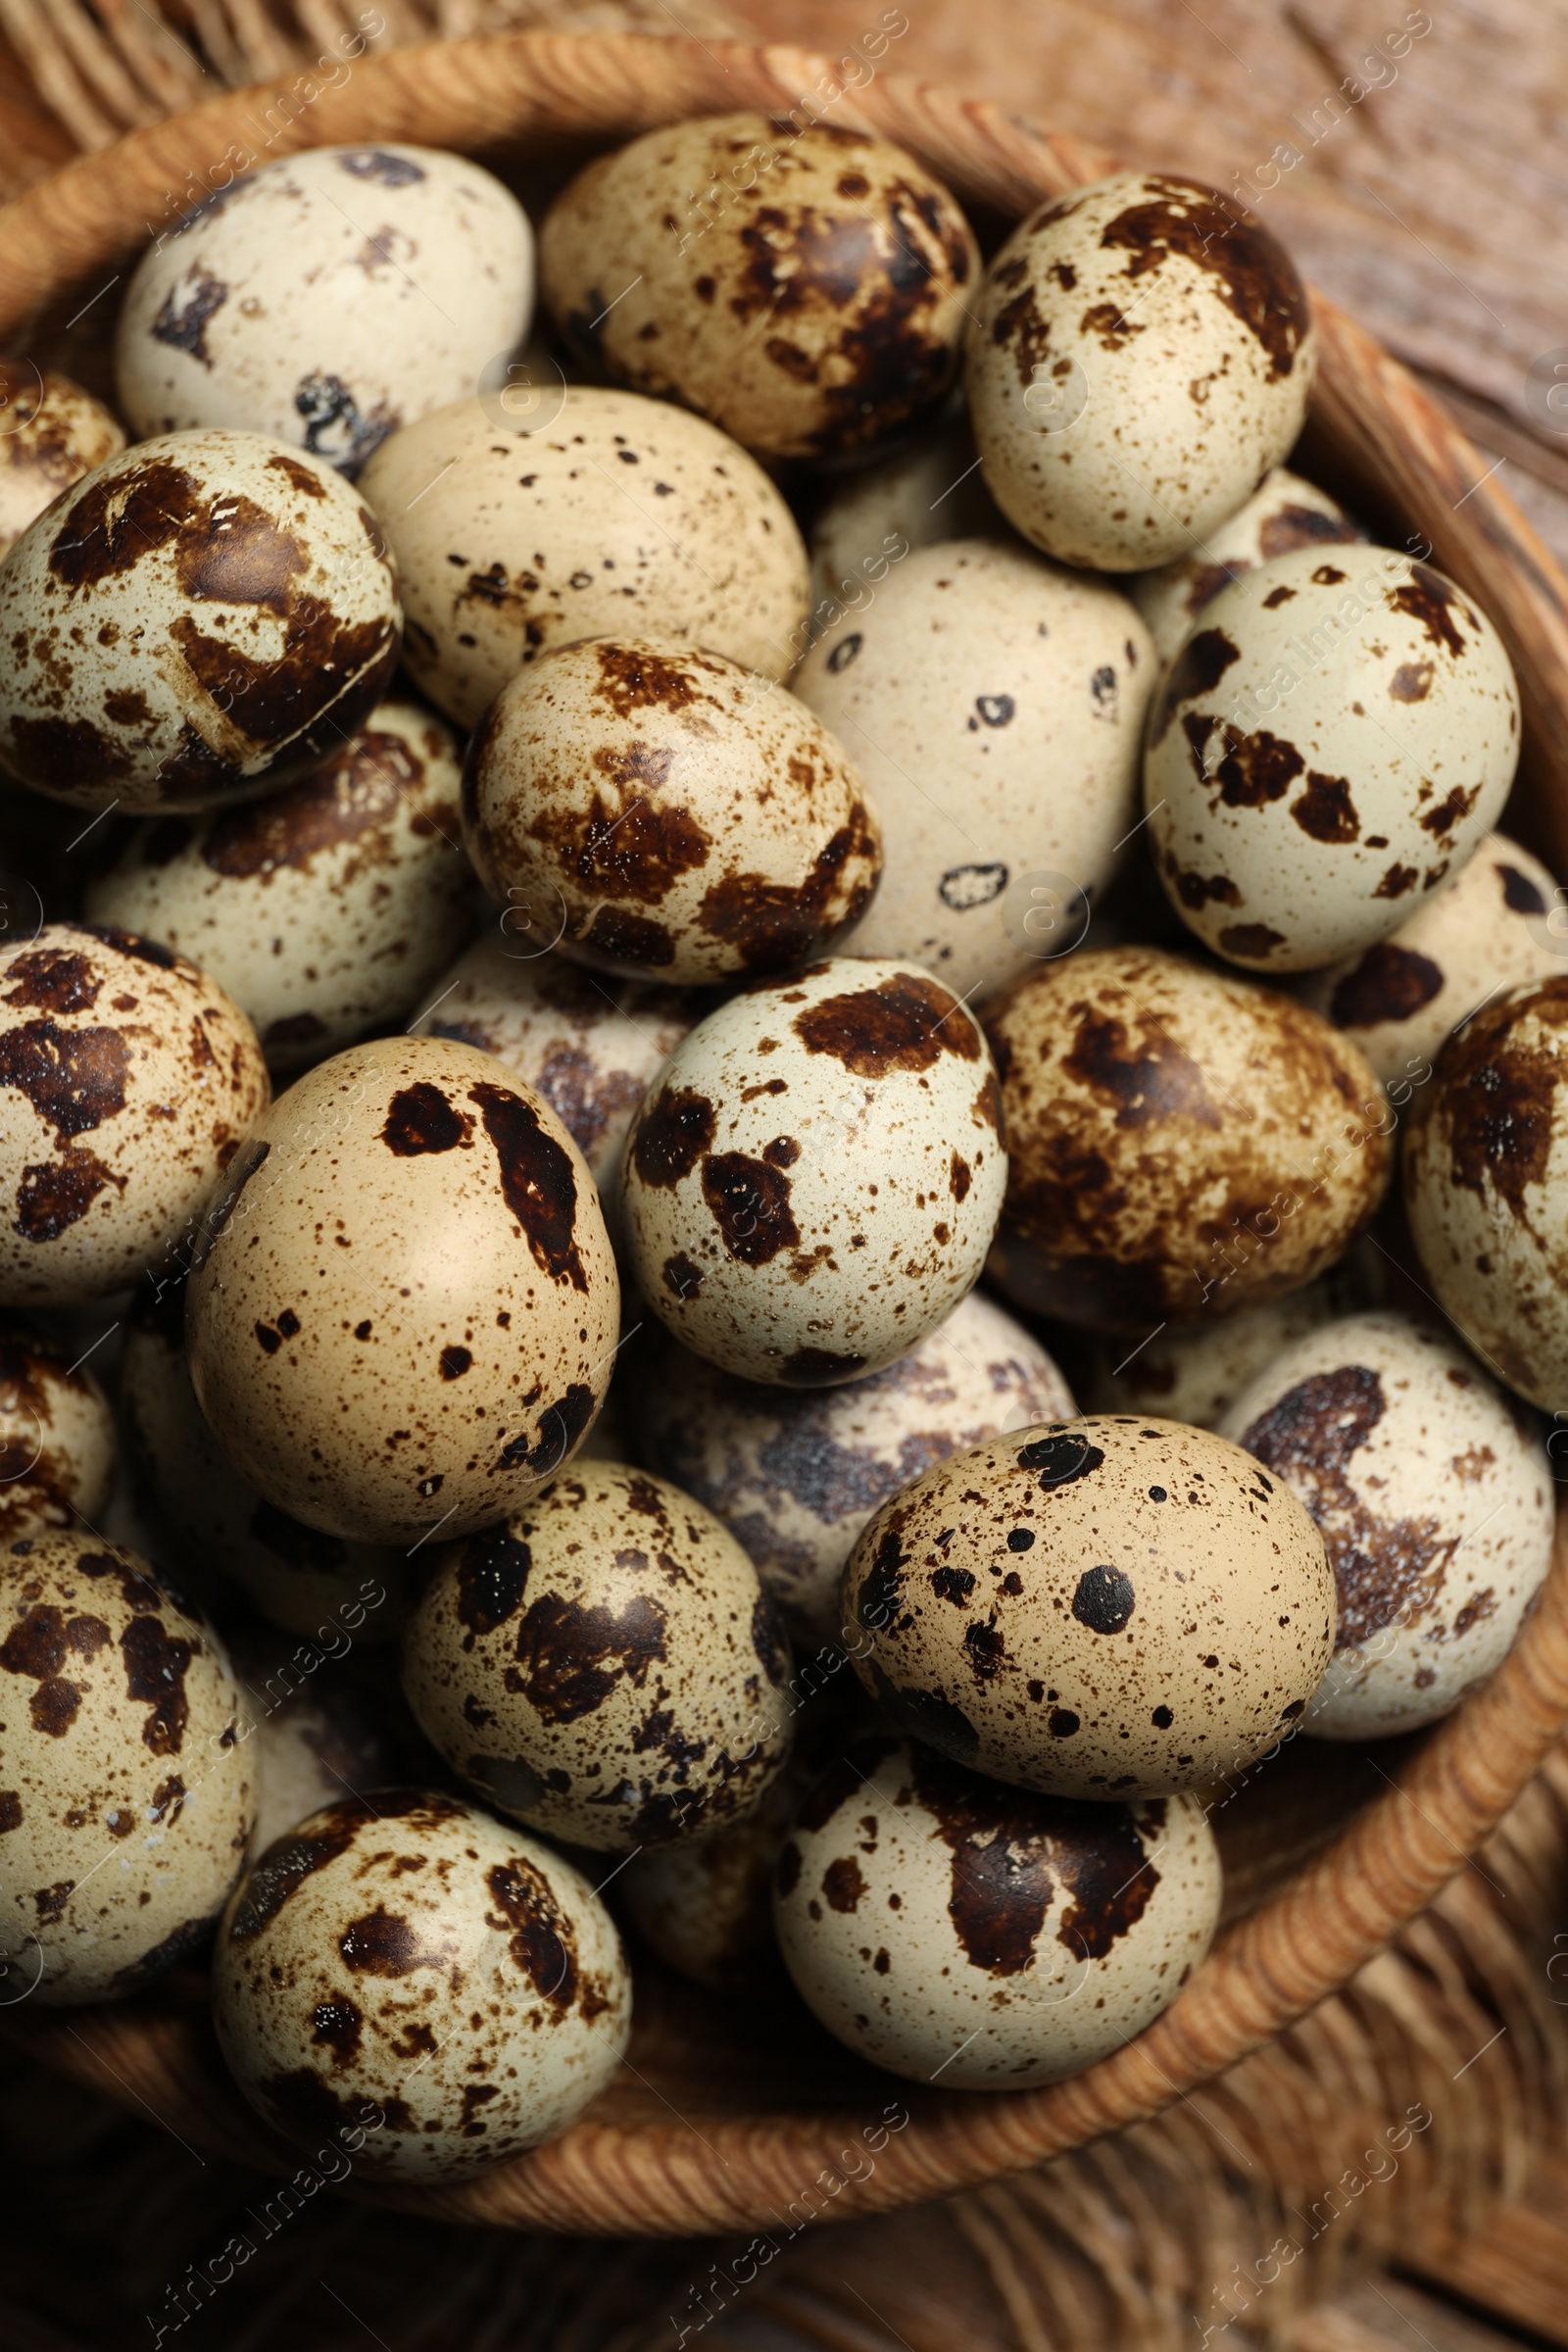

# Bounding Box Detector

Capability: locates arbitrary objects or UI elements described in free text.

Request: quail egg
[0,1529,254,2003]
[0,429,402,811]
[0,1318,116,1543]
[212,1788,629,2174]
[1146,546,1521,972]
[774,1737,1221,2085]
[1082,1279,1340,1428]
[620,956,1007,1386]
[983,946,1392,1331]
[1129,466,1367,665]
[117,147,534,473]
[966,172,1316,570]
[806,408,1005,614]
[0,922,270,1308]
[794,539,1154,1001]
[540,115,978,460]
[357,388,809,729]
[619,1760,801,1991]
[462,637,880,986]
[0,366,124,560]
[230,1628,433,1849]
[632,1289,1074,1638]
[84,696,473,1073]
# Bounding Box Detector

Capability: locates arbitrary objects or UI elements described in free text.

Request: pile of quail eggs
[0,122,1558,2178]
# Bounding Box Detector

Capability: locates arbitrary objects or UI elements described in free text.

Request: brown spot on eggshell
[793,968,979,1076]
[1330,943,1444,1030]
[469,1081,586,1292]
[510,1590,666,1724]
[1099,176,1310,380]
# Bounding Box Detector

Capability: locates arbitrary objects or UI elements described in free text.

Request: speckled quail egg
[0,922,270,1308]
[1083,1278,1341,1428]
[357,389,809,731]
[540,115,978,460]
[794,540,1154,1001]
[966,172,1316,571]
[0,1318,116,1543]
[0,366,124,560]
[0,429,402,812]
[1299,831,1562,1085]
[462,638,880,986]
[1146,547,1521,973]
[116,147,534,474]
[774,1737,1220,2085]
[230,1629,433,1850]
[620,956,1007,1386]
[407,936,694,1211]
[403,1460,793,1849]
[632,1289,1074,1639]
[1129,466,1367,666]
[806,408,1005,615]
[122,1292,406,1642]
[84,696,473,1073]
[1403,976,1568,1410]
[0,1529,254,2003]
[620,1759,800,1991]
[185,1034,619,1545]
[843,1415,1334,1794]
[984,946,1392,1332]
[212,1788,629,2174]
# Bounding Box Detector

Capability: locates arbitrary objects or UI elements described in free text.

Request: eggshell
[0,430,402,812]
[230,1631,433,1850]
[0,1530,254,2003]
[0,922,270,1308]
[806,410,1004,613]
[402,1459,793,1850]
[0,366,124,560]
[983,946,1392,1331]
[1082,1280,1339,1429]
[632,1290,1074,1638]
[83,697,474,1073]
[1221,1311,1553,1736]
[116,147,534,473]
[1146,547,1521,973]
[966,172,1316,570]
[185,1034,619,1545]
[540,115,978,460]
[619,1762,799,1991]
[1129,466,1367,665]
[212,1788,629,2174]
[794,540,1154,1000]
[357,389,809,730]
[0,1318,116,1543]
[620,956,1007,1385]
[463,637,880,986]
[774,1737,1220,2085]
[1299,832,1563,1085]
[1403,976,1568,1409]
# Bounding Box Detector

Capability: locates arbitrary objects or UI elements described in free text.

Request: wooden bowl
[6,29,1568,2241]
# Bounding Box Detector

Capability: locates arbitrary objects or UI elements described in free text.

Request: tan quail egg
[0,922,270,1308]
[983,946,1391,1331]
[1129,466,1367,666]
[1220,1310,1553,1737]
[185,1034,619,1546]
[122,1291,406,1642]
[966,172,1316,571]
[358,389,809,730]
[84,697,474,1073]
[806,407,1004,616]
[0,1529,254,2003]
[1299,832,1563,1086]
[620,1762,800,1991]
[116,147,534,472]
[794,540,1154,1001]
[621,956,1007,1386]
[0,365,124,560]
[774,1737,1221,2086]
[1083,1279,1340,1428]
[0,1317,116,1542]
[462,638,881,986]
[632,1289,1074,1640]
[401,1459,793,1850]
[212,1788,629,2174]
[1403,976,1568,1410]
[1146,547,1521,973]
[0,430,401,812]
[540,115,978,460]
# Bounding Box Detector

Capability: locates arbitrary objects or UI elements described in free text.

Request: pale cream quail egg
[358,388,809,729]
[230,1629,432,1850]
[84,697,474,1072]
[1146,546,1521,972]
[212,1788,629,2174]
[0,1317,116,1543]
[0,365,124,560]
[1129,466,1367,665]
[966,172,1316,570]
[0,1529,254,2003]
[773,1737,1221,2086]
[806,409,1004,614]
[620,956,1007,1386]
